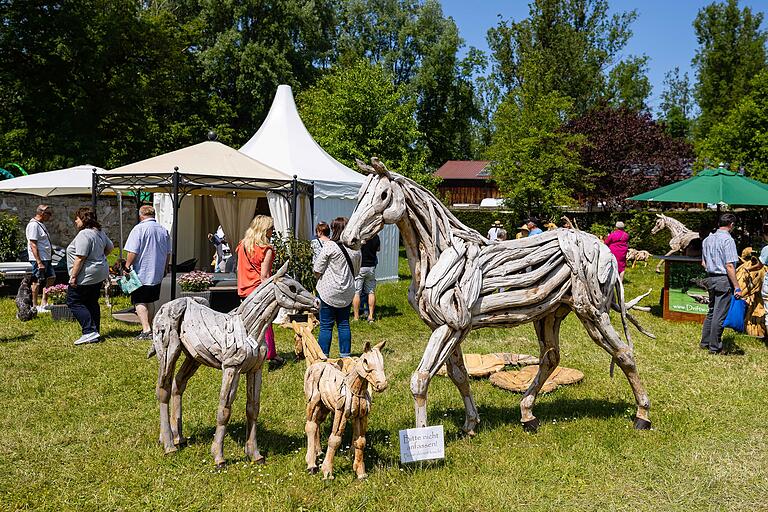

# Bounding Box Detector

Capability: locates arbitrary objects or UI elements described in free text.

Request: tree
[697,70,768,182]
[486,90,585,217]
[565,107,695,210]
[692,0,767,138]
[296,60,433,188]
[487,0,646,113]
[659,67,694,139]
[605,56,652,111]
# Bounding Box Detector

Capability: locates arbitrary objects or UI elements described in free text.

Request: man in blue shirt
[125,205,171,339]
[700,213,741,354]
[527,219,543,237]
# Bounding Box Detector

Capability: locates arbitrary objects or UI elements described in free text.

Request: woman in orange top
[236,215,285,368]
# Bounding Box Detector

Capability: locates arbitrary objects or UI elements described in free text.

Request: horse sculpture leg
[410,325,469,428]
[321,408,347,480]
[156,328,183,454]
[171,356,200,446]
[304,396,323,474]
[352,415,368,479]
[520,307,569,432]
[212,367,241,468]
[245,368,266,463]
[445,344,480,436]
[656,249,676,273]
[579,312,652,428]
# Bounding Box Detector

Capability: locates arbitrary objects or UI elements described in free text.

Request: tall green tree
[486,90,585,216]
[296,60,433,188]
[659,67,694,139]
[697,70,768,182]
[487,0,646,113]
[692,0,767,138]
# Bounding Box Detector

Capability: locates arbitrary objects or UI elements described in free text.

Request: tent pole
[309,181,315,230]
[117,191,124,261]
[170,169,180,300]
[291,175,298,238]
[91,169,98,212]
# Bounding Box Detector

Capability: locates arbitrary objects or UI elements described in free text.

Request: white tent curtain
[267,192,291,238]
[212,197,259,249]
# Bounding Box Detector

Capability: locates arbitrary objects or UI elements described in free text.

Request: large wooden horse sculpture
[343,158,653,434]
[149,262,318,468]
[651,214,700,273]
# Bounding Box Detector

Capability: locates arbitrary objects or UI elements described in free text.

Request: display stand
[659,255,707,323]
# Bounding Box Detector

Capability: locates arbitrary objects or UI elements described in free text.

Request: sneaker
[136,331,153,340]
[36,305,51,313]
[74,332,101,346]
[268,356,286,370]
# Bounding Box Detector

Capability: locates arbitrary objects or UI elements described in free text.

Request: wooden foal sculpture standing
[651,214,700,273]
[149,262,318,467]
[304,341,387,480]
[343,158,653,435]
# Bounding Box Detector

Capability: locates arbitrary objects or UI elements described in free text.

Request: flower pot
[180,290,212,304]
[50,304,75,322]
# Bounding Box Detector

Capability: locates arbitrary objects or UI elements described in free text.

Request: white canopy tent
[240,85,399,282]
[96,140,312,298]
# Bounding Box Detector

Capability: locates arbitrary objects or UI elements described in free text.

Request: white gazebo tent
[96,140,311,298]
[240,85,399,282]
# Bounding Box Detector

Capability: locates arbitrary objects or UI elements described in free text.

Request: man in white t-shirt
[487,220,503,241]
[26,205,55,312]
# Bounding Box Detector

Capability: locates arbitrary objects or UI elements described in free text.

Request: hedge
[451,209,767,255]
[0,212,25,262]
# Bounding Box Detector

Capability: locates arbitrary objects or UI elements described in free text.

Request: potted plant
[178,270,213,303]
[44,284,74,321]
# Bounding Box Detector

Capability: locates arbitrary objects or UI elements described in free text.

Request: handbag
[722,295,747,333]
[119,269,143,294]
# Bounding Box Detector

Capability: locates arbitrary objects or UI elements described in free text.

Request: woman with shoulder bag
[236,215,285,368]
[67,207,114,346]
[313,217,362,358]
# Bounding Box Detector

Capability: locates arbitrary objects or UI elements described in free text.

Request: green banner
[668,261,709,315]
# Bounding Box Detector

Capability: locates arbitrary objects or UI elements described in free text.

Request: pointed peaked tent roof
[240,85,364,199]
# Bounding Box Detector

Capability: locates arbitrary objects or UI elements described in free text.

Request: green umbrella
[627,168,768,206]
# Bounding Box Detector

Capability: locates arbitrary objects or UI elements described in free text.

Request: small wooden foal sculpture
[149,262,318,468]
[304,341,387,480]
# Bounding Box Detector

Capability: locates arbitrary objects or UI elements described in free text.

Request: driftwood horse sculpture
[304,341,387,480]
[149,262,318,468]
[343,158,653,434]
[651,214,700,273]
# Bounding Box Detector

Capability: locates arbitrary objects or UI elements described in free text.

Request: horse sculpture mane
[343,157,653,435]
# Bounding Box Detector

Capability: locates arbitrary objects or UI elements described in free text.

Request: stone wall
[0,193,138,249]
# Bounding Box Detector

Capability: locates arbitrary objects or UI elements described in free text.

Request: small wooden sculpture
[736,248,767,338]
[343,157,654,435]
[304,341,388,480]
[626,249,651,268]
[650,214,700,273]
[148,262,318,468]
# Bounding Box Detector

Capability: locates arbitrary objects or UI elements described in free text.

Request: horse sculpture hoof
[522,418,540,433]
[215,462,226,470]
[307,467,318,475]
[633,417,652,430]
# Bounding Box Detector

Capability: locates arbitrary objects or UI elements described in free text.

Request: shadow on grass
[372,305,402,320]
[188,420,306,459]
[428,397,633,437]
[721,335,745,356]
[0,333,34,343]
[104,327,144,338]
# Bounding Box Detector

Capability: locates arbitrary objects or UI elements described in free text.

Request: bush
[272,233,315,292]
[0,212,25,261]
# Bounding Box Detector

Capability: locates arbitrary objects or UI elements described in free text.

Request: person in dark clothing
[353,234,380,323]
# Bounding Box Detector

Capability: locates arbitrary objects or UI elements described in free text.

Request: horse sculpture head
[270,262,319,314]
[354,341,388,392]
[343,157,406,250]
[650,214,666,235]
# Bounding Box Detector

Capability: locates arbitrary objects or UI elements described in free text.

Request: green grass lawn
[1,257,767,511]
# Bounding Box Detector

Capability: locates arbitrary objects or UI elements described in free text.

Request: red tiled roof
[435,160,492,180]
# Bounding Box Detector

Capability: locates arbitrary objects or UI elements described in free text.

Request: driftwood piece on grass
[436,352,539,378]
[304,342,388,480]
[342,157,655,436]
[149,262,318,468]
[490,365,585,393]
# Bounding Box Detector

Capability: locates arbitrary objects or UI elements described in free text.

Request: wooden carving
[650,214,700,273]
[343,157,654,434]
[304,341,387,480]
[626,248,651,268]
[148,262,319,468]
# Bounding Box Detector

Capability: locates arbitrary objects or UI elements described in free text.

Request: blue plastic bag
[119,269,143,294]
[722,295,747,333]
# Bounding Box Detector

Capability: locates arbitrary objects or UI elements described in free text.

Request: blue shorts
[30,260,55,282]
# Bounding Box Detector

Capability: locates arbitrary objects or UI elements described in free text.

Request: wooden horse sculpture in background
[149,262,318,468]
[650,214,700,273]
[627,248,651,268]
[304,341,388,480]
[343,158,653,435]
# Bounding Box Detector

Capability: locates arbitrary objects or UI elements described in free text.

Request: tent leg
[170,171,180,300]
[91,170,98,212]
[291,175,298,238]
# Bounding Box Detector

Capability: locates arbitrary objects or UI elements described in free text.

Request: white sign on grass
[399,425,445,463]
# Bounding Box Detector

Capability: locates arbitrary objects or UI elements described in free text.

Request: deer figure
[304,341,387,480]
[650,214,700,273]
[148,262,318,468]
[343,158,653,435]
